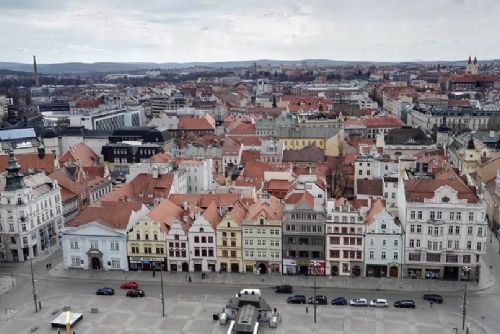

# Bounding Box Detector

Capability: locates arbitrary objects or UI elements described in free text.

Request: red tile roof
[364,116,405,128]
[59,143,99,167]
[245,196,284,221]
[150,152,174,163]
[405,170,478,203]
[365,199,386,225]
[148,199,184,232]
[101,173,173,205]
[266,179,289,190]
[240,150,261,164]
[286,191,315,209]
[178,116,215,130]
[66,201,143,229]
[202,201,222,229]
[0,153,56,174]
[357,179,383,196]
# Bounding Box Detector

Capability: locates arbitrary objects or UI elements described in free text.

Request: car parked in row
[331,297,348,306]
[394,300,416,308]
[274,285,293,294]
[96,287,114,296]
[369,299,388,308]
[120,281,139,289]
[350,298,368,307]
[126,289,145,297]
[287,295,306,304]
[423,294,443,304]
[308,295,328,305]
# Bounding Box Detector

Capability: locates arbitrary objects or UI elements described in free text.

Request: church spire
[468,55,472,64]
[4,146,26,191]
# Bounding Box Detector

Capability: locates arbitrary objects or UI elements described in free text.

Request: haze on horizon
[1,0,498,64]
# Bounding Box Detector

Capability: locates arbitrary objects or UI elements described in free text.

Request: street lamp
[160,265,165,317]
[462,265,471,330]
[311,261,321,324]
[29,257,38,312]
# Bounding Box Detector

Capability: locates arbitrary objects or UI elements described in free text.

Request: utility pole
[30,257,38,312]
[160,266,165,317]
[462,266,470,330]
[312,261,320,324]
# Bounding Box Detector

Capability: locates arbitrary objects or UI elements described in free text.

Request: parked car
[394,300,416,308]
[275,285,293,294]
[350,298,368,307]
[120,281,139,289]
[308,295,328,305]
[287,295,307,304]
[369,299,388,308]
[96,287,114,296]
[331,297,348,306]
[423,294,443,304]
[126,289,145,297]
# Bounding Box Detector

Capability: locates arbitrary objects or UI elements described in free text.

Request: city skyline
[1,0,499,64]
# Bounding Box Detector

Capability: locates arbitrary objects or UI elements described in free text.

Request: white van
[237,289,261,297]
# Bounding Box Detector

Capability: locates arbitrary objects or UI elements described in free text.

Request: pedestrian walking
[49,263,52,269]
[46,264,49,270]
[188,276,192,282]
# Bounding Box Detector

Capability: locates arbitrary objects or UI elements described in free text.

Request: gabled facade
[398,171,487,280]
[364,200,403,278]
[242,196,284,274]
[188,204,219,272]
[216,202,247,273]
[325,198,365,277]
[127,216,166,270]
[282,191,326,275]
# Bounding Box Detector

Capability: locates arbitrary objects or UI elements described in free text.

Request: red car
[120,281,138,289]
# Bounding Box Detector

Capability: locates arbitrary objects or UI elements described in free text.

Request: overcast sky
[1,0,498,64]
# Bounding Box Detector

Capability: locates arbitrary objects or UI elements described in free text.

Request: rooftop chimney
[33,55,39,87]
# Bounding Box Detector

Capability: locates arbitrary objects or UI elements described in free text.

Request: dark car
[275,285,293,294]
[332,297,348,305]
[126,289,145,297]
[423,294,443,303]
[287,295,306,304]
[308,295,328,305]
[394,300,416,308]
[96,287,114,296]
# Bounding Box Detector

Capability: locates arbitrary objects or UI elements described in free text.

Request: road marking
[0,309,17,321]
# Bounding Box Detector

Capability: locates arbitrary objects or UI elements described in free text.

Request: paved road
[2,235,500,333]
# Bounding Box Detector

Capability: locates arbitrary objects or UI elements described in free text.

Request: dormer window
[260,218,265,225]
[381,224,387,230]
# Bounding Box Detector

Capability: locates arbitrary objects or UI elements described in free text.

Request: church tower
[465,55,478,75]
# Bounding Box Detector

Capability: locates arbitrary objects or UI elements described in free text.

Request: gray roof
[385,127,433,146]
[0,128,36,141]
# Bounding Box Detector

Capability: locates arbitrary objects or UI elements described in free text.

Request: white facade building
[398,170,487,280]
[0,150,63,262]
[364,200,403,278]
[178,159,214,193]
[188,208,218,272]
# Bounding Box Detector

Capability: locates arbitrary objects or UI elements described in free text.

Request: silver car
[350,298,368,307]
[369,299,388,307]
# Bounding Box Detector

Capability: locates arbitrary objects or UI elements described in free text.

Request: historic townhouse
[188,202,220,272]
[0,149,63,261]
[398,168,487,280]
[126,216,166,271]
[282,191,326,275]
[216,202,247,273]
[241,195,284,274]
[148,199,194,272]
[325,197,366,277]
[364,199,403,278]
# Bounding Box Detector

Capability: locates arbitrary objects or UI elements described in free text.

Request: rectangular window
[449,226,453,235]
[111,259,121,269]
[409,253,421,261]
[410,211,415,219]
[455,241,460,249]
[369,250,374,259]
[416,225,422,233]
[393,251,399,260]
[394,239,398,246]
[426,253,441,262]
[71,257,80,266]
[477,242,482,251]
[409,239,414,247]
[437,211,442,220]
[469,212,474,221]
[329,250,340,258]
[463,255,471,263]
[70,241,79,249]
[450,212,455,220]
[430,211,435,220]
[456,212,462,220]
[194,236,199,243]
[381,251,386,259]
[410,225,415,233]
[455,226,460,235]
[417,211,422,219]
[467,241,472,249]
[467,226,473,235]
[478,227,483,237]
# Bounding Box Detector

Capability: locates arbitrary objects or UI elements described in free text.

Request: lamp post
[312,260,321,324]
[160,265,165,317]
[29,257,38,312]
[462,265,471,330]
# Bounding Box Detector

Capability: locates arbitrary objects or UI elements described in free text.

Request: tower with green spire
[4,146,26,191]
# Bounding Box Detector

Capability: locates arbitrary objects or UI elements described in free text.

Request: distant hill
[0,58,498,74]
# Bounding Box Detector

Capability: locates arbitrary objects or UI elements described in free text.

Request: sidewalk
[0,275,16,296]
[49,260,494,292]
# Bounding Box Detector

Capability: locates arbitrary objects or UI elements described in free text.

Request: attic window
[200,228,204,232]
[381,224,387,230]
[260,218,265,225]
[227,222,231,228]
[148,194,154,198]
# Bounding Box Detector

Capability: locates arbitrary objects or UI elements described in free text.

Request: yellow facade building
[216,202,247,273]
[127,216,167,271]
